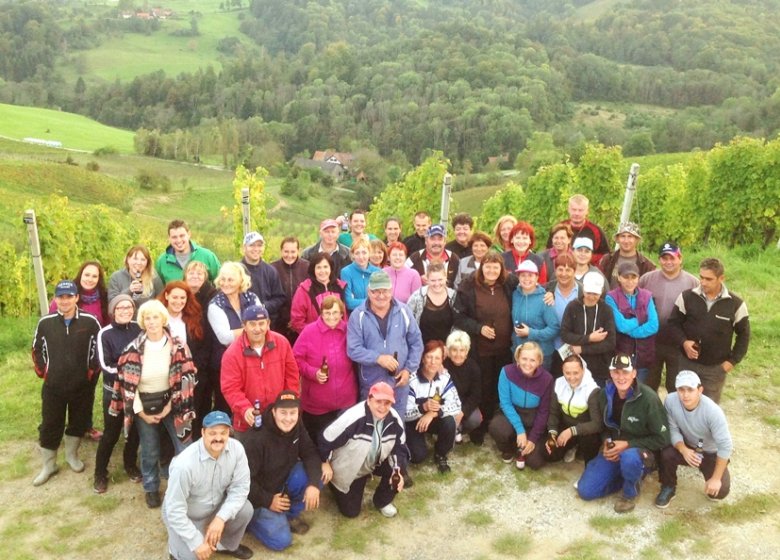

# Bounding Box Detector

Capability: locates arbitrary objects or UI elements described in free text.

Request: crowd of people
[31,195,750,559]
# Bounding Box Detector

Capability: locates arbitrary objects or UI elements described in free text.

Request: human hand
[515,433,527,451]
[722,361,734,373]
[424,398,441,413]
[543,291,554,306]
[303,485,320,510]
[682,447,702,468]
[704,477,722,498]
[315,368,328,384]
[557,429,572,447]
[514,323,530,337]
[416,413,435,433]
[603,440,628,461]
[480,325,496,339]
[204,516,225,550]
[321,462,333,484]
[244,408,256,427]
[394,369,410,387]
[194,541,215,560]
[683,340,699,360]
[588,328,608,342]
[377,354,399,372]
[270,492,291,513]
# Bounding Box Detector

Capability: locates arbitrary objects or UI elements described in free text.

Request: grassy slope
[0,103,135,153]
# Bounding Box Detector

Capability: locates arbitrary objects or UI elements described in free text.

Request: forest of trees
[1,0,780,169]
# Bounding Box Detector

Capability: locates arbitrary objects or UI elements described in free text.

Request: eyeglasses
[114,305,135,312]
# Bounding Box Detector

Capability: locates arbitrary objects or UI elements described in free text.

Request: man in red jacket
[220,305,300,438]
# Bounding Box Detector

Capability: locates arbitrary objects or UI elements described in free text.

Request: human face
[113,301,135,325]
[127,251,148,274]
[143,311,164,338]
[610,367,637,397]
[352,246,370,268]
[350,213,366,235]
[499,220,514,244]
[168,226,191,254]
[447,345,468,367]
[422,348,444,376]
[427,271,446,293]
[556,265,575,287]
[472,240,489,261]
[314,260,331,284]
[185,267,206,292]
[454,224,472,246]
[562,360,584,389]
[219,269,241,296]
[677,385,703,411]
[367,288,392,313]
[481,262,501,285]
[389,248,406,269]
[425,234,444,256]
[568,201,588,227]
[367,395,392,420]
[244,318,269,345]
[201,425,230,459]
[54,294,78,318]
[617,233,638,255]
[79,265,100,291]
[699,268,724,299]
[414,216,431,237]
[511,231,531,253]
[272,406,300,433]
[618,273,639,295]
[165,287,188,316]
[385,220,401,243]
[659,253,682,277]
[551,230,571,253]
[574,247,592,266]
[369,247,385,267]
[583,292,600,307]
[281,241,299,265]
[519,271,538,292]
[243,240,265,265]
[321,226,338,246]
[517,349,540,376]
[321,304,343,328]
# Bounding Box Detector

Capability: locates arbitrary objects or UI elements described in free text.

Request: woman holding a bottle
[108,245,163,310]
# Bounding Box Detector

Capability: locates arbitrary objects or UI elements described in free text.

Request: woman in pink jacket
[293,295,358,443]
[290,253,347,334]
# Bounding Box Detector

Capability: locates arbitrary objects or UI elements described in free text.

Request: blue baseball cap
[55,280,78,296]
[202,410,232,428]
[242,304,269,322]
[427,224,446,237]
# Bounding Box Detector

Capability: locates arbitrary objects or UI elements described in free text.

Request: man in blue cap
[406,224,460,288]
[163,410,254,560]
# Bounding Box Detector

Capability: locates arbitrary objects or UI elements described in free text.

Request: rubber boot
[32,447,59,486]
[64,435,85,473]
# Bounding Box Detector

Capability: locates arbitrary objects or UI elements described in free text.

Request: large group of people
[31,196,750,558]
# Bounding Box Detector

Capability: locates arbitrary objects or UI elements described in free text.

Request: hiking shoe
[435,454,451,474]
[614,495,636,513]
[655,486,677,509]
[501,452,513,463]
[515,452,526,470]
[378,503,398,518]
[218,544,254,559]
[145,491,161,509]
[288,517,310,535]
[93,474,108,494]
[563,447,577,463]
[85,427,103,441]
[125,465,142,483]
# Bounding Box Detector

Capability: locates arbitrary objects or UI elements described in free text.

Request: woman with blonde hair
[108,245,163,308]
[492,215,517,252]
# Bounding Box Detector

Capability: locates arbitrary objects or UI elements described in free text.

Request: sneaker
[93,474,108,494]
[614,495,636,513]
[435,454,451,474]
[573,479,579,490]
[288,517,310,535]
[125,465,142,483]
[655,486,677,509]
[501,452,513,463]
[145,491,161,509]
[378,503,398,518]
[86,427,103,442]
[515,452,526,470]
[218,544,254,559]
[455,432,463,444]
[563,447,577,463]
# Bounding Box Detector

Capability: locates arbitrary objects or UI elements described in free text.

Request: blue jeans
[636,367,650,384]
[577,448,651,500]
[136,413,186,493]
[247,461,309,551]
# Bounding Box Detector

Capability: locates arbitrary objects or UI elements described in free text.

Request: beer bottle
[694,438,704,461]
[392,351,402,383]
[321,356,329,382]
[280,483,289,500]
[252,399,262,429]
[431,387,443,404]
[547,431,558,450]
[606,437,616,450]
[390,467,402,491]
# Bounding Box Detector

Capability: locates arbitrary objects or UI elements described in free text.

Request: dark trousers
[190,369,213,439]
[646,342,682,393]
[474,351,512,437]
[331,460,398,518]
[210,368,230,415]
[405,415,456,462]
[543,432,600,464]
[39,382,93,450]
[488,413,546,470]
[94,387,140,477]
[679,356,727,404]
[658,445,730,499]
[302,410,341,449]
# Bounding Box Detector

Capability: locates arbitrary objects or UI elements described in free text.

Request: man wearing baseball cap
[241,231,286,327]
[598,222,656,290]
[301,218,352,275]
[221,305,300,436]
[406,223,461,288]
[163,410,254,560]
[655,370,733,508]
[32,280,102,486]
[319,382,408,518]
[638,242,700,392]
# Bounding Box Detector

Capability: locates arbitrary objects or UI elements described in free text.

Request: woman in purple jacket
[293,295,358,444]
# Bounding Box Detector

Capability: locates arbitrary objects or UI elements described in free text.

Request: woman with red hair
[382,241,422,303]
[502,221,547,284]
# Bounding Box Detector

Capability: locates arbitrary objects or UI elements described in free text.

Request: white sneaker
[378,503,398,518]
[455,432,463,444]
[563,447,577,463]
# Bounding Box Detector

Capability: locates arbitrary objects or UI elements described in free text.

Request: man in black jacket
[243,391,325,551]
[241,231,286,327]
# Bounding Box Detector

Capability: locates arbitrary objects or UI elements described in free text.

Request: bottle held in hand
[694,438,704,461]
[321,356,329,382]
[252,399,262,429]
[547,432,558,450]
[390,467,402,491]
[606,437,616,450]
[431,387,443,404]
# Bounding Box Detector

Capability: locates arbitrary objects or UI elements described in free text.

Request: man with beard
[162,411,254,560]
